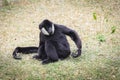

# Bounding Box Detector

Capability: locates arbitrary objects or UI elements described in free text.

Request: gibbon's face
[39,20,55,36]
[41,24,55,36]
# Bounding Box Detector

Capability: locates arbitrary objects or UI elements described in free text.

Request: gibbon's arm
[59,25,82,58]
[13,32,44,60]
[13,47,38,59]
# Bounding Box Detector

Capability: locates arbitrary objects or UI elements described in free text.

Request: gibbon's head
[39,19,55,36]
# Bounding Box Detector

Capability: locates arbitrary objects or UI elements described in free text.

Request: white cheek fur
[41,28,49,35]
[52,24,55,34]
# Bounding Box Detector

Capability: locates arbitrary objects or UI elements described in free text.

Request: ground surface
[0,0,120,80]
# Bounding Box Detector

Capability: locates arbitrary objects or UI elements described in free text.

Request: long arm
[59,25,82,58]
[13,47,38,59]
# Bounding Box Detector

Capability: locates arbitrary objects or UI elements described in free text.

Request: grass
[0,0,120,80]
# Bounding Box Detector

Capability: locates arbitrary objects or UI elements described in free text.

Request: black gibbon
[13,19,82,64]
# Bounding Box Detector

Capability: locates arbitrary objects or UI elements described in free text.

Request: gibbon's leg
[42,41,58,64]
[59,50,71,60]
[56,43,71,60]
[33,44,47,60]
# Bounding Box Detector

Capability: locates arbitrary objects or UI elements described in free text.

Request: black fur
[13,19,82,64]
[13,47,38,59]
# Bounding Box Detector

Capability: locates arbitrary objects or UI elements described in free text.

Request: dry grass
[0,0,120,80]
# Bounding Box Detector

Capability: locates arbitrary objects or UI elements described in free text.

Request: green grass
[0,0,120,80]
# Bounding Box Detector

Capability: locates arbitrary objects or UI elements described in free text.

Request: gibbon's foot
[42,59,52,64]
[33,55,41,60]
[42,58,58,64]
